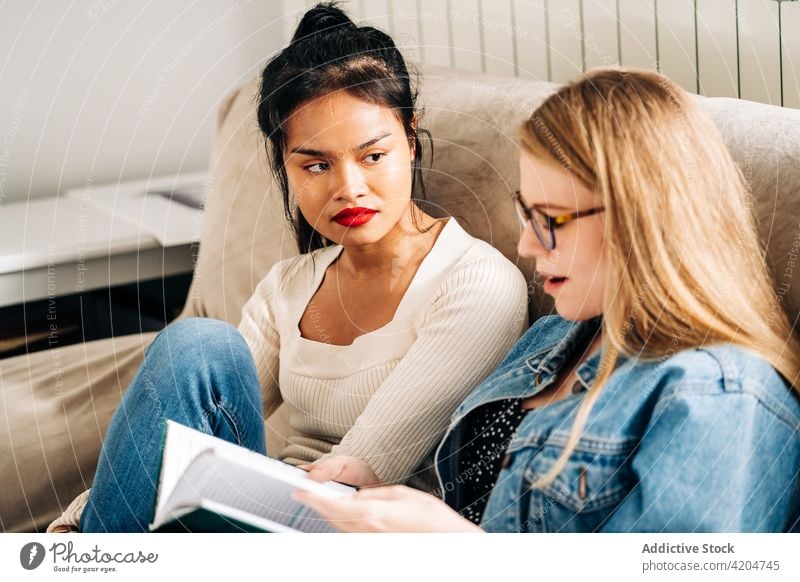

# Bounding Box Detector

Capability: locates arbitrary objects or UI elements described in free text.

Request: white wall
[0,0,284,204]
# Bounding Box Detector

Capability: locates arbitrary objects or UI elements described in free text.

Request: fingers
[294,485,475,533]
[50,525,78,533]
[292,490,335,513]
[351,485,407,500]
[292,490,364,533]
[305,461,342,483]
[304,466,328,483]
[300,456,383,487]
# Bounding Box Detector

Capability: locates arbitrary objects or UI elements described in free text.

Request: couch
[2,65,800,532]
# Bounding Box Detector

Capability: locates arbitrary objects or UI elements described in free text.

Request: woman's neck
[337,210,443,279]
[586,330,603,358]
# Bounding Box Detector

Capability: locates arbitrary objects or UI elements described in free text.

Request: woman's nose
[517,223,549,259]
[332,161,367,202]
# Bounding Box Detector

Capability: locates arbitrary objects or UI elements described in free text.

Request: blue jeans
[80,317,267,532]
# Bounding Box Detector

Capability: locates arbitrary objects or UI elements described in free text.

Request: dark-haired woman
[48,3,527,532]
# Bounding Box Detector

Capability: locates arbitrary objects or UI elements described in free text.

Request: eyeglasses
[512,190,605,250]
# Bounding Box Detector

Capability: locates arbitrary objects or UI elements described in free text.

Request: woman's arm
[320,255,529,485]
[237,266,283,419]
[600,389,800,532]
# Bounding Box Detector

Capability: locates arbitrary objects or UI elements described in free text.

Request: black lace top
[457,399,528,524]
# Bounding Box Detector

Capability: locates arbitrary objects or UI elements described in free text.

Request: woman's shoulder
[631,344,800,428]
[439,219,528,288]
[509,315,576,355]
[447,219,519,261]
[407,220,528,330]
[256,246,341,293]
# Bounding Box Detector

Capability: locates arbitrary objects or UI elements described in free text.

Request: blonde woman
[297,68,800,532]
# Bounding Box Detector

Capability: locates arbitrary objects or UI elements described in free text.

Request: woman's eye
[305,162,329,175]
[364,152,385,165]
[537,217,553,230]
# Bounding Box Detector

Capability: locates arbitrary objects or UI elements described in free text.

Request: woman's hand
[293,485,483,533]
[299,456,383,488]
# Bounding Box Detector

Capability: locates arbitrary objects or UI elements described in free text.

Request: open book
[149,420,355,532]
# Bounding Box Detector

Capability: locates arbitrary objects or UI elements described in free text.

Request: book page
[153,421,219,520]
[162,451,339,532]
[152,420,354,532]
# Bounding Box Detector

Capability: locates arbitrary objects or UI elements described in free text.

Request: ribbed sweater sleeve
[237,266,283,419]
[46,488,90,532]
[326,254,529,484]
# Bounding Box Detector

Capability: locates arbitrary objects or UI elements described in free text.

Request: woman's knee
[151,317,243,351]
[147,318,249,365]
[139,317,259,401]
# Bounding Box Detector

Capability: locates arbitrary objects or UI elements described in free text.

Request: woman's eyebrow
[532,203,573,211]
[289,132,392,157]
[356,132,392,150]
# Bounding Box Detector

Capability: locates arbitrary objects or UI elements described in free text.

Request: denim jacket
[434,315,800,532]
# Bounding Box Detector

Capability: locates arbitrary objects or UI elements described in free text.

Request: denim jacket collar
[524,316,603,390]
[452,316,604,420]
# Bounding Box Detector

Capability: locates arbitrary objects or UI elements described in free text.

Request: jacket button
[535,373,542,384]
[571,381,583,394]
[500,453,511,469]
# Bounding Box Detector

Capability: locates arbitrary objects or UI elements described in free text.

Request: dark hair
[257,2,430,253]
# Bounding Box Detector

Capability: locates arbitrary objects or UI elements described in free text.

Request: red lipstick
[332,207,377,227]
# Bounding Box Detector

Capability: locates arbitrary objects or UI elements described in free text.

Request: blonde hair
[519,67,800,488]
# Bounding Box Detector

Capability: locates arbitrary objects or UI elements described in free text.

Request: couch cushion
[417,67,558,318]
[179,77,298,326]
[0,333,156,532]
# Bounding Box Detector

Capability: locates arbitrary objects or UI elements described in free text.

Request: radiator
[281,0,800,108]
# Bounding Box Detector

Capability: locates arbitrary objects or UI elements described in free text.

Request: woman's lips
[543,276,568,294]
[332,207,377,227]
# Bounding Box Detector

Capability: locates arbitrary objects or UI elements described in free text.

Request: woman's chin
[334,227,385,248]
[332,216,411,248]
[554,301,603,322]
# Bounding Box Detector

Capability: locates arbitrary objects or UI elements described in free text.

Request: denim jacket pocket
[521,440,637,531]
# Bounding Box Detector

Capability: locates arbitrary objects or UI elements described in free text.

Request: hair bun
[291,2,355,43]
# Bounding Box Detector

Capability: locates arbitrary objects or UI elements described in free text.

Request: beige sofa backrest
[701,95,800,325]
[182,65,800,327]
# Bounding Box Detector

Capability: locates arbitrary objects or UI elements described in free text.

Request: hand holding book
[300,456,384,488]
[149,420,480,533]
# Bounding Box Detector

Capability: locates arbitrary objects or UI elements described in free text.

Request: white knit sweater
[47,218,528,531]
